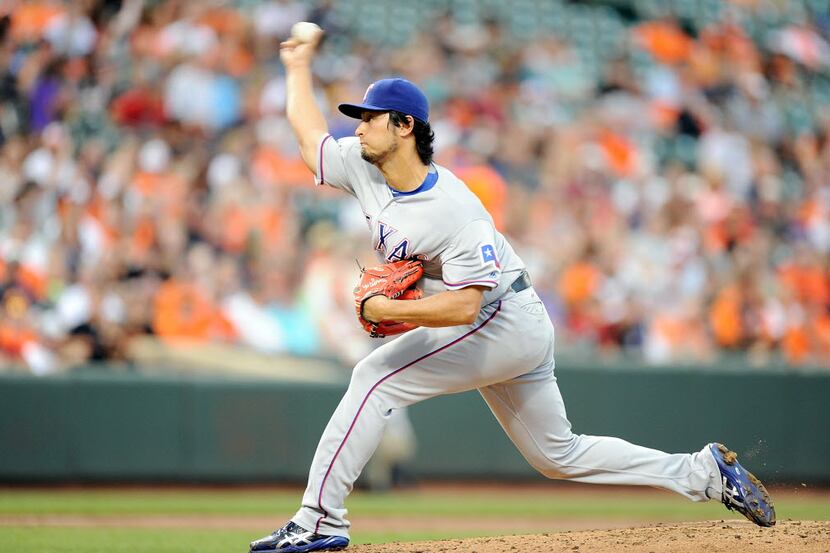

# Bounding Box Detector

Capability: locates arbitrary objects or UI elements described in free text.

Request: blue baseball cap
[339,78,429,123]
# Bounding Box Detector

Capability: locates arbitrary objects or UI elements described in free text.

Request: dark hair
[388,111,435,165]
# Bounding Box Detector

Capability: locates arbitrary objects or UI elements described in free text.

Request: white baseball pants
[292,287,721,538]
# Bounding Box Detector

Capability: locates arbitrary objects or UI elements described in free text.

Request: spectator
[2,0,830,374]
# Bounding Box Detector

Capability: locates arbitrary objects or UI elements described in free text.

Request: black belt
[510,270,532,293]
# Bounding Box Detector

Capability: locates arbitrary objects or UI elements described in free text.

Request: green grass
[0,528,250,553]
[0,487,827,553]
[2,487,829,519]
[2,488,726,517]
[0,527,509,553]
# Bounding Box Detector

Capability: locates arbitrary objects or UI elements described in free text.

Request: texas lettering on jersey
[376,221,410,262]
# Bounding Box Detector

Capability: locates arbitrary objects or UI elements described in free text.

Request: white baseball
[291,21,322,43]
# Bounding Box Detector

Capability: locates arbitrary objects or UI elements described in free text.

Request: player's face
[356,111,398,165]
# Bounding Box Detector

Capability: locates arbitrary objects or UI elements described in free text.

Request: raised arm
[279,33,329,173]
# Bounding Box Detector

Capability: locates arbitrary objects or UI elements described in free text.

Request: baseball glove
[353,259,424,338]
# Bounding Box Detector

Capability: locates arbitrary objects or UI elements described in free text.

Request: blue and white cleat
[709,443,776,527]
[249,521,349,552]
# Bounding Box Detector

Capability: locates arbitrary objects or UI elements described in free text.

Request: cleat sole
[711,443,775,527]
[748,472,776,526]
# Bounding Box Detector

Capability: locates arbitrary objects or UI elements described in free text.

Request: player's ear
[398,115,415,138]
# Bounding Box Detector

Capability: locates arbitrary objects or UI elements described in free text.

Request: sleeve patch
[481,244,499,267]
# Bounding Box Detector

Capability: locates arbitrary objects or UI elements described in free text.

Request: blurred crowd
[2,0,830,374]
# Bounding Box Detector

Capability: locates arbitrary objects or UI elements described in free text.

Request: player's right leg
[478,315,775,526]
[479,359,721,500]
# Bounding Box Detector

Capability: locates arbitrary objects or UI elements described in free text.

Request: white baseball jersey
[290,133,723,539]
[315,134,524,303]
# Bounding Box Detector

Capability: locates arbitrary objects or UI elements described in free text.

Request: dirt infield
[348,521,830,552]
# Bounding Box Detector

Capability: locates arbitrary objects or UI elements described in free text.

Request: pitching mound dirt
[348,520,830,552]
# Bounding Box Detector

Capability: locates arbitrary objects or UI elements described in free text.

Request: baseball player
[250,32,775,553]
